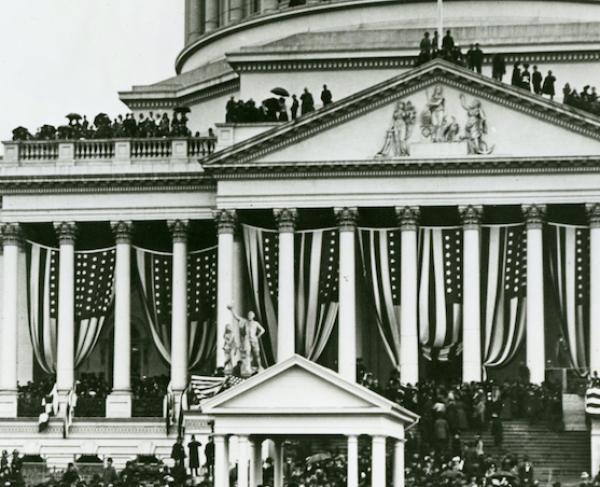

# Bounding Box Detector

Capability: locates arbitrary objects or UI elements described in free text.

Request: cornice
[203,61,600,169]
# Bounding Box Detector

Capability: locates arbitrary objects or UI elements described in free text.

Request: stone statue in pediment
[376,100,416,157]
[459,94,494,154]
[421,85,447,142]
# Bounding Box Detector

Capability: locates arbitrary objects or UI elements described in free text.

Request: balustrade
[2,137,216,164]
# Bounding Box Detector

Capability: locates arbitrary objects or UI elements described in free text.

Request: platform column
[107,221,134,418]
[336,207,358,382]
[522,204,546,384]
[250,438,263,486]
[54,221,77,416]
[205,0,219,31]
[460,205,483,382]
[371,435,387,487]
[237,435,249,487]
[396,206,420,384]
[215,210,237,369]
[274,208,297,362]
[214,435,230,487]
[0,223,21,417]
[588,203,600,375]
[273,439,284,487]
[347,435,359,487]
[168,220,190,398]
[393,439,405,487]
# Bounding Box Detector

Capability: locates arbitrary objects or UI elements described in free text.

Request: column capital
[458,205,483,229]
[213,209,237,235]
[53,222,78,245]
[335,207,358,231]
[587,203,600,228]
[167,219,190,243]
[273,208,298,233]
[110,221,134,244]
[395,206,420,230]
[1,223,22,246]
[522,204,546,229]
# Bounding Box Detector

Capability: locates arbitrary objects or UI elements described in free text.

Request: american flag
[135,246,218,369]
[74,249,116,366]
[295,229,339,360]
[480,225,527,371]
[358,228,402,365]
[546,223,590,374]
[418,227,463,361]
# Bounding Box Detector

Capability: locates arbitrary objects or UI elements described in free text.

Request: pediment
[201,355,417,423]
[205,60,600,172]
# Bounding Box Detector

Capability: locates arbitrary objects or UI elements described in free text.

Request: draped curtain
[294,228,339,361]
[134,246,217,369]
[545,222,590,375]
[480,224,527,373]
[26,242,115,374]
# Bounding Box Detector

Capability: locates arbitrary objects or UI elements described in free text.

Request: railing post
[57,142,75,165]
[2,142,19,165]
[170,139,189,163]
[113,140,131,164]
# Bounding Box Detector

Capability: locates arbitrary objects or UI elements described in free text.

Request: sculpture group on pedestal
[376,85,494,157]
[224,304,266,377]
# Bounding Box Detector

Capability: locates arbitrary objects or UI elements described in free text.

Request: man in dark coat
[532,65,543,94]
[188,435,202,477]
[204,437,215,478]
[492,53,506,81]
[519,456,535,486]
[103,457,119,486]
[472,43,484,74]
[419,32,432,63]
[442,30,455,54]
[300,88,315,115]
[290,94,299,120]
[511,62,522,87]
[171,437,186,469]
[320,84,333,106]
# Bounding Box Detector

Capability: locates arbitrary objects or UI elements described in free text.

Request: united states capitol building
[2,1,600,486]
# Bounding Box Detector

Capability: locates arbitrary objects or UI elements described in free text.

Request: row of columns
[185,0,279,41]
[212,435,404,487]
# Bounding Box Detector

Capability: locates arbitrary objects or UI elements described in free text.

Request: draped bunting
[418,227,463,361]
[480,225,527,373]
[25,242,115,374]
[134,246,217,369]
[545,223,590,375]
[294,228,339,361]
[242,225,278,364]
[358,228,402,367]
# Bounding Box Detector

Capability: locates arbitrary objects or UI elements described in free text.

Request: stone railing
[2,136,217,165]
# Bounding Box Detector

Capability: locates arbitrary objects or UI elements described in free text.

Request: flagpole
[437,0,443,49]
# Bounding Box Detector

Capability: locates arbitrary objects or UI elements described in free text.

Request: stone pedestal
[409,141,468,158]
[106,391,133,418]
[0,391,18,418]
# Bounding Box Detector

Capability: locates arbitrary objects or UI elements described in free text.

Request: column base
[0,391,18,418]
[106,391,133,418]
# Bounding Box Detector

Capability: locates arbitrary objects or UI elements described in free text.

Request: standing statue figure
[459,94,494,154]
[376,100,416,157]
[222,324,239,376]
[421,85,447,142]
[226,304,265,376]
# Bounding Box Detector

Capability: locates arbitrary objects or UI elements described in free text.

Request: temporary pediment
[204,60,600,173]
[201,355,418,424]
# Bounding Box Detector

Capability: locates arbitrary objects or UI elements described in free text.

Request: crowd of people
[416,30,486,72]
[224,85,333,123]
[11,109,202,142]
[562,83,600,115]
[0,450,25,487]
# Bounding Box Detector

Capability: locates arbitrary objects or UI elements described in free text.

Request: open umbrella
[173,106,191,114]
[65,113,82,121]
[306,452,331,464]
[270,87,290,97]
[441,470,465,480]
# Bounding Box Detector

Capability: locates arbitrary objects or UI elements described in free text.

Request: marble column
[335,207,358,382]
[371,435,387,487]
[273,439,283,487]
[106,221,134,418]
[347,435,359,487]
[214,435,229,487]
[229,0,243,22]
[522,204,546,384]
[274,208,297,362]
[261,0,278,13]
[588,203,600,375]
[168,220,189,393]
[393,439,405,487]
[215,210,237,369]
[0,223,21,417]
[187,0,204,42]
[54,222,77,413]
[205,0,219,31]
[237,435,249,487]
[396,206,420,384]
[250,438,263,486]
[459,205,483,382]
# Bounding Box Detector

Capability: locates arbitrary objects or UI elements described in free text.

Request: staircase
[465,420,590,481]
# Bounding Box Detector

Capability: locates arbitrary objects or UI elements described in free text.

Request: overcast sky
[0,1,184,148]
